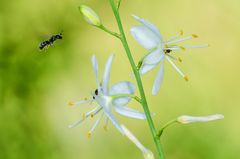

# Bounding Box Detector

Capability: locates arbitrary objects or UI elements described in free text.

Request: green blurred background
[0,0,239,158]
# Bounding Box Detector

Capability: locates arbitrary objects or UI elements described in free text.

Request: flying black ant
[39,32,63,50]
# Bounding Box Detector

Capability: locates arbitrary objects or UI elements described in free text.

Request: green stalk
[157,119,177,137]
[111,94,142,103]
[99,25,121,39]
[108,0,165,158]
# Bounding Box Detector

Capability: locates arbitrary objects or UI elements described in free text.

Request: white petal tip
[131,14,139,20]
[143,150,155,159]
[152,90,158,96]
[68,125,74,129]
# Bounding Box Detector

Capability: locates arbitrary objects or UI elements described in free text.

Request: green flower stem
[112,94,142,103]
[109,0,165,158]
[99,25,121,39]
[157,119,177,137]
[137,47,158,70]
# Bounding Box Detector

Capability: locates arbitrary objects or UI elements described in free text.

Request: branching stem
[108,0,165,158]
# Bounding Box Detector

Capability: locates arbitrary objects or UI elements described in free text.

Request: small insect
[93,89,99,99]
[39,32,63,50]
[164,49,172,54]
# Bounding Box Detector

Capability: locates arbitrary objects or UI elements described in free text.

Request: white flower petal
[102,54,114,94]
[109,81,135,106]
[121,125,155,159]
[91,55,101,91]
[143,48,165,65]
[105,110,124,134]
[115,105,146,120]
[152,61,164,95]
[94,95,124,133]
[109,81,135,95]
[139,63,158,75]
[177,114,224,124]
[131,25,160,50]
[132,15,162,41]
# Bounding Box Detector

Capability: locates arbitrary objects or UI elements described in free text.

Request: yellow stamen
[184,75,189,81]
[180,30,183,35]
[192,34,198,38]
[91,114,94,118]
[68,102,75,107]
[103,125,108,131]
[178,57,183,62]
[179,46,186,51]
[87,132,91,139]
[84,97,88,100]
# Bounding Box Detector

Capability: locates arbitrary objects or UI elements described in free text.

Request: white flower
[79,5,101,27]
[177,114,224,124]
[130,15,208,95]
[68,54,147,137]
[121,125,155,159]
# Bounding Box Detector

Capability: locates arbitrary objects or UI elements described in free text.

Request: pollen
[179,46,186,51]
[184,75,189,81]
[103,125,108,131]
[68,102,75,107]
[180,30,184,35]
[192,34,198,38]
[178,57,183,62]
[87,132,91,139]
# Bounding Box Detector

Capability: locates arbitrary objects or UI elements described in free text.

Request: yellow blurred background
[0,0,239,158]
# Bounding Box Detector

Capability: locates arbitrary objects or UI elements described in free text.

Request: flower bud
[79,5,101,27]
[177,114,224,124]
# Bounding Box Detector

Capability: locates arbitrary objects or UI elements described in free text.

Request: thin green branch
[157,119,177,137]
[108,0,165,158]
[99,25,121,39]
[112,94,142,103]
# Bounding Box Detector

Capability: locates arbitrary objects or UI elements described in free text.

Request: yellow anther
[103,125,108,131]
[91,114,94,118]
[82,113,86,119]
[192,34,198,38]
[87,132,91,139]
[178,57,183,62]
[180,30,184,35]
[184,75,189,81]
[68,102,75,107]
[84,97,88,100]
[179,46,186,51]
